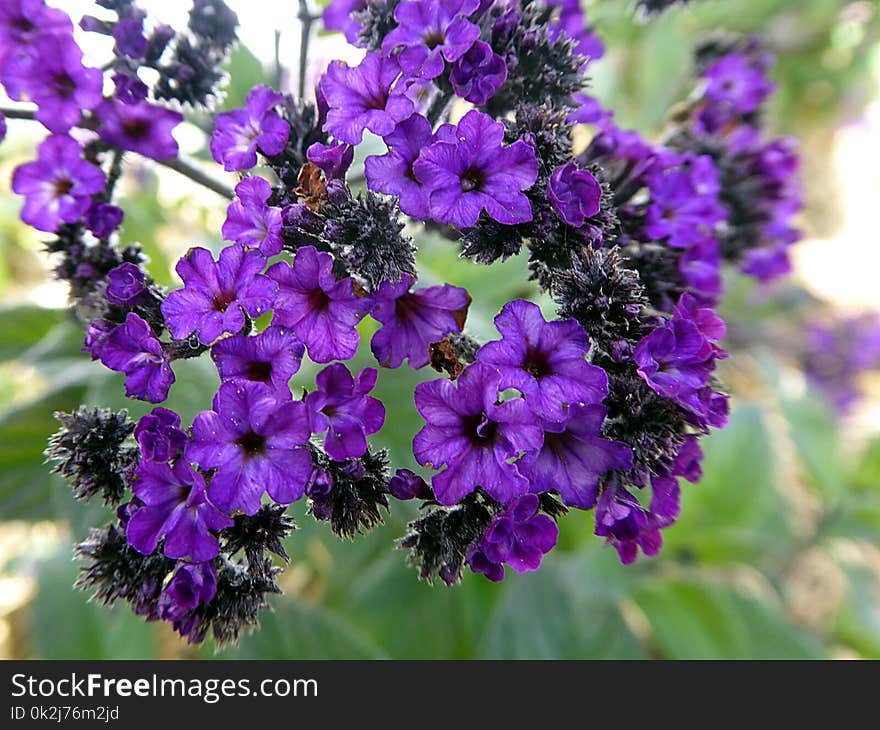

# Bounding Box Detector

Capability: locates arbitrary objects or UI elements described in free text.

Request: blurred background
[1,0,880,659]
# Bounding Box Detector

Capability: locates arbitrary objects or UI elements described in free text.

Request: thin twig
[0,105,234,200]
[297,0,315,100]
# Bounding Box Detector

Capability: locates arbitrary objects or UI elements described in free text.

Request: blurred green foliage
[1,0,879,659]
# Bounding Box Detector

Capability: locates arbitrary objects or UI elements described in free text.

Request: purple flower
[106,262,148,306]
[99,313,175,403]
[85,201,123,239]
[595,477,680,564]
[382,0,481,80]
[364,113,434,219]
[134,407,187,463]
[112,72,148,104]
[413,110,538,228]
[307,141,354,181]
[188,381,314,515]
[449,41,507,105]
[0,0,71,70]
[2,34,102,134]
[388,468,433,500]
[672,435,703,483]
[82,319,114,361]
[546,0,604,61]
[319,53,416,145]
[210,85,290,171]
[413,362,544,505]
[546,163,601,227]
[703,53,774,115]
[11,134,105,232]
[306,363,385,460]
[211,325,304,397]
[113,15,147,59]
[475,300,608,421]
[635,294,726,418]
[157,561,216,642]
[518,403,633,508]
[127,459,232,563]
[370,273,470,369]
[161,245,277,346]
[97,99,183,161]
[322,0,366,44]
[221,177,283,256]
[469,494,558,581]
[267,246,371,363]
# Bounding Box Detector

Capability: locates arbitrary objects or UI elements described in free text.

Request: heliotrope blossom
[2,33,102,134]
[319,53,416,145]
[413,109,539,227]
[518,404,633,508]
[134,407,187,463]
[210,85,290,171]
[222,177,283,256]
[476,299,608,421]
[11,134,105,232]
[106,262,149,306]
[99,313,175,403]
[267,245,371,363]
[467,494,559,581]
[187,381,313,515]
[162,245,277,345]
[127,459,232,563]
[413,362,544,505]
[370,273,470,369]
[211,325,305,397]
[306,363,385,461]
[546,163,601,228]
[381,0,481,80]
[449,41,508,105]
[96,98,183,161]
[364,113,434,219]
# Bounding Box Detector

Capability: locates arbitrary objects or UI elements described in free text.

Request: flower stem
[0,105,234,200]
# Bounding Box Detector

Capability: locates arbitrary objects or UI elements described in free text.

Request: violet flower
[210,85,290,171]
[134,407,187,463]
[161,245,277,345]
[518,404,634,508]
[546,163,601,228]
[11,134,105,232]
[99,313,175,403]
[475,299,608,421]
[449,41,508,105]
[319,52,416,145]
[105,262,148,306]
[96,99,183,161]
[211,324,305,397]
[187,380,314,515]
[127,459,232,563]
[267,246,371,364]
[413,109,538,228]
[222,177,283,256]
[306,363,386,461]
[413,362,544,505]
[382,0,481,80]
[370,273,470,369]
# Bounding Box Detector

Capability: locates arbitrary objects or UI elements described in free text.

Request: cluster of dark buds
[1,0,797,643]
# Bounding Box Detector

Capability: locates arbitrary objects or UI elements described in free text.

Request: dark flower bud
[308,447,391,539]
[388,469,433,501]
[46,407,138,505]
[220,504,296,570]
[398,490,498,585]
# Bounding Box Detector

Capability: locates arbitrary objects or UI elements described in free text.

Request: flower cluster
[7,0,800,643]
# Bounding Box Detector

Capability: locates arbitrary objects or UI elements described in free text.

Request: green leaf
[662,403,794,563]
[0,306,67,362]
[227,596,388,659]
[632,576,824,659]
[28,549,158,659]
[780,391,845,504]
[480,548,646,659]
[0,384,88,520]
